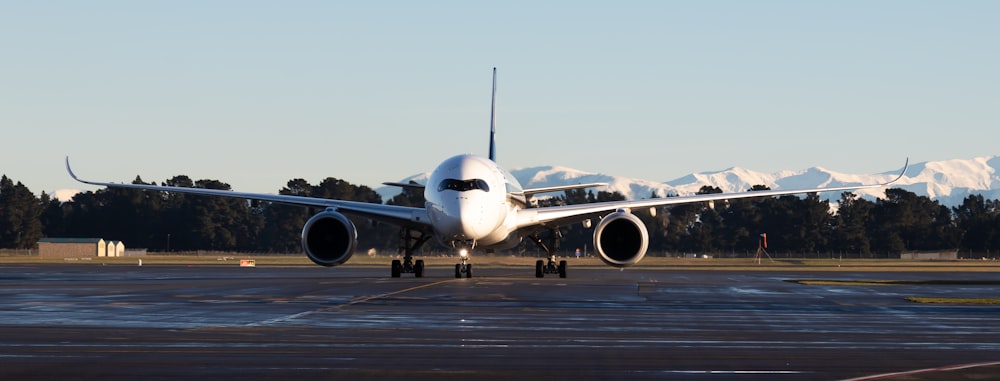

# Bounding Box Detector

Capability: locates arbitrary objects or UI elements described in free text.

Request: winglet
[65,156,80,182]
[65,156,100,186]
[882,157,909,185]
[488,67,497,162]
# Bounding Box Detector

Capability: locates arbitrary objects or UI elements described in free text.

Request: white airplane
[66,68,907,278]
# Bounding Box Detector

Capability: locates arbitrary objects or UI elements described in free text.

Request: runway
[0,262,998,380]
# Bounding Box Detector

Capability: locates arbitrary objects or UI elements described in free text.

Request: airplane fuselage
[425,154,526,251]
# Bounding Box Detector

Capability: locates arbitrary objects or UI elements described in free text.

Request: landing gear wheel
[455,263,473,278]
[391,260,402,278]
[394,227,430,278]
[528,230,569,278]
[536,256,568,278]
[414,260,424,278]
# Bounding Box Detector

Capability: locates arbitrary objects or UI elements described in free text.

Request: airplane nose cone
[459,204,485,237]
[440,197,484,239]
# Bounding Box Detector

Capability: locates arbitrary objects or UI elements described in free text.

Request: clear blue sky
[3,1,998,198]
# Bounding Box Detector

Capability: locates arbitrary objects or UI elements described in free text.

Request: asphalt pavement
[0,262,998,380]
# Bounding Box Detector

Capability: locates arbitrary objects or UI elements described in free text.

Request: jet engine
[301,209,358,267]
[593,209,648,267]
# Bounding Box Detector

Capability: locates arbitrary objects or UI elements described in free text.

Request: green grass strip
[905,297,1000,305]
[788,279,1000,286]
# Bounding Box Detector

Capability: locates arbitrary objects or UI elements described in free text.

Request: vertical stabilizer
[488,67,497,162]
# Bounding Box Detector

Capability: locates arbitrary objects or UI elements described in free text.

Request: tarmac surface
[0,261,998,380]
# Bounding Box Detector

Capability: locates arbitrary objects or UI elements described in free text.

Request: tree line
[1,173,998,258]
[548,187,999,258]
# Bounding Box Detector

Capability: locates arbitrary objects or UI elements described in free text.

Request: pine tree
[715,185,769,255]
[387,181,426,207]
[832,192,875,257]
[258,179,314,253]
[0,176,43,248]
[953,194,1000,256]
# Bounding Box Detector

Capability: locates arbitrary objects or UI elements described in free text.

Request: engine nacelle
[593,209,649,268]
[301,210,358,267]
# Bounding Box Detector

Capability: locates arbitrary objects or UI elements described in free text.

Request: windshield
[437,179,490,192]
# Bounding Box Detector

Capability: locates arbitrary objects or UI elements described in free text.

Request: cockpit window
[437,179,490,192]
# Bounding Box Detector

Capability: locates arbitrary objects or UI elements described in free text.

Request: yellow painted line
[789,279,1000,286]
[248,278,459,326]
[337,279,458,308]
[905,297,1000,305]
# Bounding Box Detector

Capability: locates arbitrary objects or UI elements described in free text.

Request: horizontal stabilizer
[524,183,607,196]
[382,182,426,191]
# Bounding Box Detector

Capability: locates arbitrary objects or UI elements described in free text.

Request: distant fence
[0,249,36,257]
[900,250,959,260]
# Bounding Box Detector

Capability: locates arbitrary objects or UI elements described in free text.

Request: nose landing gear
[454,248,473,278]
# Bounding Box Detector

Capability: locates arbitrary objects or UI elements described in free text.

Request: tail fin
[488,67,497,162]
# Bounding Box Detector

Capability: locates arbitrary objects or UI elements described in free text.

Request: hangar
[37,238,126,258]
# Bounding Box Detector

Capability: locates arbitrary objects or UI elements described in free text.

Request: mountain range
[378,155,1000,207]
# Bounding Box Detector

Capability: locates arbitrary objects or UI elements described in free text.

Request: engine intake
[301,210,357,267]
[593,209,649,267]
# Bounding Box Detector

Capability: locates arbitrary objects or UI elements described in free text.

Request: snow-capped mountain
[378,155,1000,207]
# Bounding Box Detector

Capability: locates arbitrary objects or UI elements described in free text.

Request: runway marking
[841,360,1000,381]
[247,278,459,326]
[660,370,806,375]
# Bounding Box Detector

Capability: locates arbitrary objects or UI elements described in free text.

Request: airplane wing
[517,159,909,230]
[66,158,429,227]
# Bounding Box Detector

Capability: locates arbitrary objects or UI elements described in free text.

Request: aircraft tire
[414,260,424,277]
[391,260,402,278]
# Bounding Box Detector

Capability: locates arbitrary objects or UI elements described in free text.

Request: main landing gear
[392,228,430,278]
[530,230,567,278]
[536,256,567,278]
[391,257,424,278]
